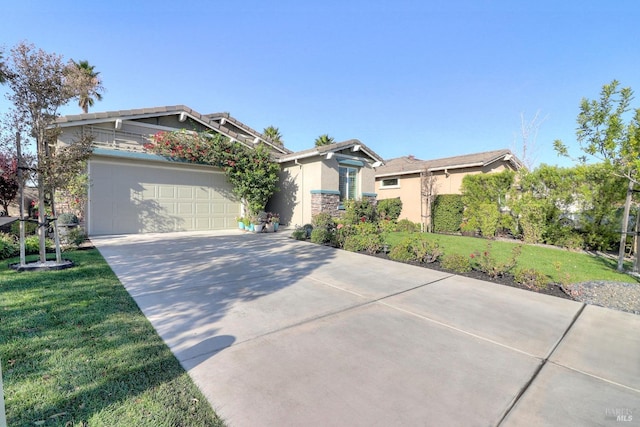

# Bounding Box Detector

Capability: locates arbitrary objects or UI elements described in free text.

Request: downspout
[295,159,303,226]
[420,170,425,232]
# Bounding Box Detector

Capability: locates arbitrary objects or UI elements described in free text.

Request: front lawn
[385,232,636,284]
[0,249,224,426]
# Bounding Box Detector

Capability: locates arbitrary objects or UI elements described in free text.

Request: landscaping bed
[298,205,639,315]
[369,250,572,299]
[348,244,639,314]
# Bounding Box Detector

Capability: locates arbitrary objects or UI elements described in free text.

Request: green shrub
[342,199,376,225]
[342,222,383,254]
[518,198,547,244]
[343,233,382,254]
[440,253,472,273]
[312,212,335,230]
[580,222,618,251]
[411,237,442,263]
[57,212,79,225]
[310,228,332,244]
[471,242,522,278]
[396,219,420,232]
[310,213,335,244]
[388,238,415,262]
[333,223,354,248]
[10,219,39,237]
[61,227,87,250]
[389,235,442,263]
[433,194,464,233]
[378,219,398,235]
[24,235,38,254]
[514,268,549,290]
[291,228,307,240]
[24,235,55,254]
[549,230,585,251]
[377,198,403,220]
[0,233,18,260]
[477,203,500,238]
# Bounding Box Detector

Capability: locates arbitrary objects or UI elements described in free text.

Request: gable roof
[375,149,523,178]
[278,139,384,164]
[55,105,291,156]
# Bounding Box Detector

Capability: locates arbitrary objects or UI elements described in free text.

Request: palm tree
[73,60,103,113]
[0,52,8,84]
[263,125,284,147]
[314,134,335,147]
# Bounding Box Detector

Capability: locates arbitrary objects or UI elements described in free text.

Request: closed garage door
[88,158,240,235]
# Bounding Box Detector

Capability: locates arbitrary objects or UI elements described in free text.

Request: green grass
[0,249,224,427]
[385,232,639,284]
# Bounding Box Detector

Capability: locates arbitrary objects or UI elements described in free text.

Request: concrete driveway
[92,231,640,426]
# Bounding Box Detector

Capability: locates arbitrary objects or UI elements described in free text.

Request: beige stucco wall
[434,163,510,195]
[268,158,323,227]
[268,162,304,226]
[375,173,423,223]
[269,153,378,226]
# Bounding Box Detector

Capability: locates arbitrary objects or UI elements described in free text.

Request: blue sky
[2,0,639,167]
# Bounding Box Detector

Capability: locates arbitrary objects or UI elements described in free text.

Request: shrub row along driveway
[92,231,640,426]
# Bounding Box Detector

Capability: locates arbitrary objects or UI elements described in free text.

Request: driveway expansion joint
[496,302,587,426]
[373,274,456,302]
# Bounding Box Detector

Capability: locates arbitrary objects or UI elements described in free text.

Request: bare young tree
[421,170,438,232]
[4,42,97,263]
[512,110,548,170]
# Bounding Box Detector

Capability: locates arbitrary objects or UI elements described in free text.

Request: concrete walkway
[92,231,640,426]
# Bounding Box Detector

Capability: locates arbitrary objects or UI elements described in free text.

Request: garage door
[88,158,240,235]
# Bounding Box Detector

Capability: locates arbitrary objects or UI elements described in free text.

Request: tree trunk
[16,132,26,266]
[50,192,62,263]
[617,180,634,271]
[37,127,47,263]
[37,172,46,263]
[634,203,639,272]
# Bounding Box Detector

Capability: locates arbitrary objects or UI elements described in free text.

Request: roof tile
[375,149,522,176]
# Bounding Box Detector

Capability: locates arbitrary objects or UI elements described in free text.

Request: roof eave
[374,169,424,178]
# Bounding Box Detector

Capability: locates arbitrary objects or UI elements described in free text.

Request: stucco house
[375,149,523,229]
[55,105,382,235]
[268,140,384,227]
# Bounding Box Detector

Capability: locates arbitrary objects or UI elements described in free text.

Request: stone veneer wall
[362,194,377,208]
[311,192,378,220]
[311,192,341,219]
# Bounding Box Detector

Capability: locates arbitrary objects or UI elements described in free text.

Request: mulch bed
[367,250,573,300]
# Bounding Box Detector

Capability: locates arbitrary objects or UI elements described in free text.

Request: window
[339,166,357,202]
[380,177,399,188]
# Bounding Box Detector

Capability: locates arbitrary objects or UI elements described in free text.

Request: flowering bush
[143,130,215,164]
[341,199,376,225]
[145,130,279,215]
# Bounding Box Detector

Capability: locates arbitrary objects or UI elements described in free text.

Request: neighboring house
[375,149,523,229]
[268,140,384,227]
[55,106,382,235]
